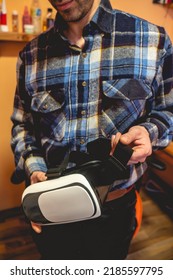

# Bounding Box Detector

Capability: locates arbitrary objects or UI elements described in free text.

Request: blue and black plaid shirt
[11,0,173,189]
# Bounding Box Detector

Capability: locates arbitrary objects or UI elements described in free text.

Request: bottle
[22,6,32,33]
[0,3,2,31]
[42,13,47,32]
[12,10,19,32]
[43,8,54,31]
[31,0,42,34]
[1,0,8,32]
[46,8,54,30]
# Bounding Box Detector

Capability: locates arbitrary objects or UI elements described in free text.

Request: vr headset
[22,138,133,225]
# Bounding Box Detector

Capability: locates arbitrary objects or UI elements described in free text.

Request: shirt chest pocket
[102,78,152,100]
[30,90,66,141]
[100,78,153,134]
[31,89,65,112]
[102,78,152,113]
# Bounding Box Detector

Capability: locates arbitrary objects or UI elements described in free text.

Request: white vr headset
[22,138,133,225]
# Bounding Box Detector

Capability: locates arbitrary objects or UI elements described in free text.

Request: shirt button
[80,139,85,145]
[82,81,87,87]
[81,110,86,115]
[82,53,87,58]
[43,103,48,110]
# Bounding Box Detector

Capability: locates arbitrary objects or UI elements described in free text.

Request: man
[11,0,173,259]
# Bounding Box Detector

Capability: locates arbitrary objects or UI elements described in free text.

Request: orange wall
[112,0,173,41]
[0,0,52,211]
[0,0,173,211]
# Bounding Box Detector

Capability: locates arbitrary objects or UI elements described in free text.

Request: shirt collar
[54,0,114,35]
[92,0,114,33]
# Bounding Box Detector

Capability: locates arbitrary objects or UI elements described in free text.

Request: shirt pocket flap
[102,79,152,100]
[31,90,65,113]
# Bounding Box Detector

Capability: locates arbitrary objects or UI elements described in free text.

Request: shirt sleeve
[140,31,173,149]
[11,52,47,184]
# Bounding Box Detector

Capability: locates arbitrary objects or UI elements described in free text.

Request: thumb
[31,222,42,234]
[120,133,133,145]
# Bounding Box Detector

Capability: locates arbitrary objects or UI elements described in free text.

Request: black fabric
[31,188,137,260]
[87,138,133,166]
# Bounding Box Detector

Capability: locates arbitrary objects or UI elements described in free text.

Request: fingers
[128,146,151,164]
[31,222,42,234]
[29,172,46,234]
[30,171,47,184]
[29,173,46,234]
[111,126,152,164]
[110,132,122,155]
[120,127,142,145]
[124,126,152,164]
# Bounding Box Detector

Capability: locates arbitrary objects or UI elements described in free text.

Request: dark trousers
[31,188,137,260]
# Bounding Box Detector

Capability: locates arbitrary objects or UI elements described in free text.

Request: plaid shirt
[11,0,173,189]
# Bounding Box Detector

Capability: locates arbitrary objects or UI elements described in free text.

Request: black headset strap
[46,138,133,180]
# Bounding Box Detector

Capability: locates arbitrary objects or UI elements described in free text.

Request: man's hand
[30,171,47,234]
[111,126,152,164]
[30,171,47,184]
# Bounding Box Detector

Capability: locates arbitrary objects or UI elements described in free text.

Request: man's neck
[64,0,100,49]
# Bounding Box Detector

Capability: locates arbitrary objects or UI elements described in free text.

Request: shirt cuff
[25,156,47,178]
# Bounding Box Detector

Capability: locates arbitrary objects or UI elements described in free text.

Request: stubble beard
[59,1,94,23]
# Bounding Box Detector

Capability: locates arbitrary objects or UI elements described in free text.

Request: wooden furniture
[149,142,173,189]
[0,31,35,42]
[144,142,173,217]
